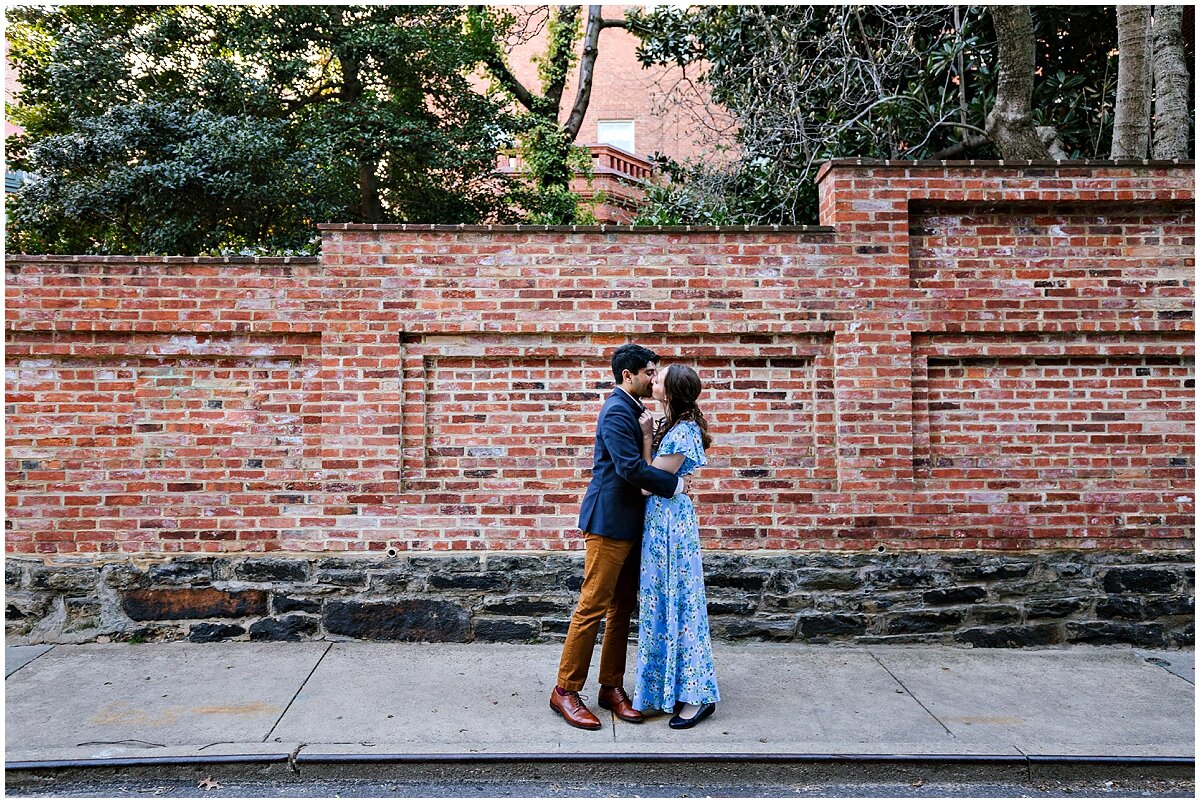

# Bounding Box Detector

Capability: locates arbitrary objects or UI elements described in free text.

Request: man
[550,344,685,730]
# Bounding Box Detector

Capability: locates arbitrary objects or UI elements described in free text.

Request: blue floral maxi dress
[633,420,720,712]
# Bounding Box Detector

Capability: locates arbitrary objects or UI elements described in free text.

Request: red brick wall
[5,162,1194,556]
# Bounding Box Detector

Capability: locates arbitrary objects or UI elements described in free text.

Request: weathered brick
[122,588,268,621]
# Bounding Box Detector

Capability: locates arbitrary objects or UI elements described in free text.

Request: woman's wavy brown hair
[652,363,713,453]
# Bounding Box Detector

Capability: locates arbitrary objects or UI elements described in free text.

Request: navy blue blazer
[577,389,680,540]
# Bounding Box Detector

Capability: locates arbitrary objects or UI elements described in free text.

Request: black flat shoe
[668,702,716,729]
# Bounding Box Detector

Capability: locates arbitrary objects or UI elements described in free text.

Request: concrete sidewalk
[4,642,1194,768]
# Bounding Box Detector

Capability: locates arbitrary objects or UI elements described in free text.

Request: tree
[470,5,625,224]
[627,5,1191,225]
[6,5,519,255]
[986,6,1051,159]
[628,5,972,224]
[1112,5,1153,158]
[1151,5,1191,159]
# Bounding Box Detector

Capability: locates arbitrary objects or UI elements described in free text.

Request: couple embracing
[550,344,720,731]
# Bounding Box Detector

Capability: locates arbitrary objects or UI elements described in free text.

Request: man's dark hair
[611,343,660,384]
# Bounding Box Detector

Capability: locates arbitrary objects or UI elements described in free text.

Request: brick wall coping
[5,255,320,264]
[316,222,835,234]
[815,157,1195,183]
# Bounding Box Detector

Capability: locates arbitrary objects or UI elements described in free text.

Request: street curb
[8,753,1194,771]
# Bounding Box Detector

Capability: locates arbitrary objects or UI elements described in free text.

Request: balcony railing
[496,144,655,184]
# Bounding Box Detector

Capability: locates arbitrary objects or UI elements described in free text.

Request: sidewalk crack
[263,642,332,743]
[5,645,55,680]
[868,651,955,737]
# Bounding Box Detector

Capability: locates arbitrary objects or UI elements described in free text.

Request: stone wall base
[5,550,1194,648]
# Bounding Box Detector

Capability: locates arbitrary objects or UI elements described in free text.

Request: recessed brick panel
[397,335,836,549]
[5,333,319,554]
[917,354,1193,488]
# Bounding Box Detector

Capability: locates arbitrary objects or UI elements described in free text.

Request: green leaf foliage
[627,5,1172,226]
[6,5,521,254]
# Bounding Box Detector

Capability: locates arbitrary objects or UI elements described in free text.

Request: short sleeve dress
[632,419,720,712]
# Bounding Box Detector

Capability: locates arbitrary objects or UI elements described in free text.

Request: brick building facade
[499,4,725,164]
[4,161,1194,648]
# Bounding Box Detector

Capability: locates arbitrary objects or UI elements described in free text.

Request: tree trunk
[1151,5,1190,159]
[1112,6,1153,159]
[985,6,1051,160]
[340,51,384,222]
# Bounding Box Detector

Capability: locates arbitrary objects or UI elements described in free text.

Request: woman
[632,362,719,729]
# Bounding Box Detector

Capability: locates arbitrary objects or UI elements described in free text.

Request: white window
[596,120,635,155]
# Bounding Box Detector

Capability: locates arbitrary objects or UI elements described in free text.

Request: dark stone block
[274,595,323,615]
[482,596,567,616]
[864,568,942,589]
[720,617,797,641]
[122,587,269,621]
[324,599,469,641]
[313,569,368,588]
[1026,597,1086,618]
[189,623,246,643]
[951,562,1033,582]
[407,556,482,573]
[250,615,320,641]
[794,570,862,591]
[923,586,986,605]
[1066,621,1167,648]
[797,614,868,638]
[562,573,584,592]
[236,559,309,583]
[760,593,815,612]
[885,610,964,634]
[486,555,574,574]
[30,566,99,593]
[1144,595,1194,618]
[6,562,24,588]
[957,625,1061,648]
[315,557,374,571]
[706,598,757,616]
[1170,623,1194,648]
[837,591,912,614]
[428,572,509,591]
[473,618,539,642]
[971,605,1022,625]
[540,618,572,637]
[1096,596,1146,620]
[147,560,214,585]
[1103,568,1179,594]
[706,573,769,592]
[368,571,414,593]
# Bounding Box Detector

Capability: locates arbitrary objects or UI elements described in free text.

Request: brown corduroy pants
[555,532,641,692]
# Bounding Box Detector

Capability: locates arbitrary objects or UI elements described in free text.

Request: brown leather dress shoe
[597,685,644,723]
[550,687,603,731]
